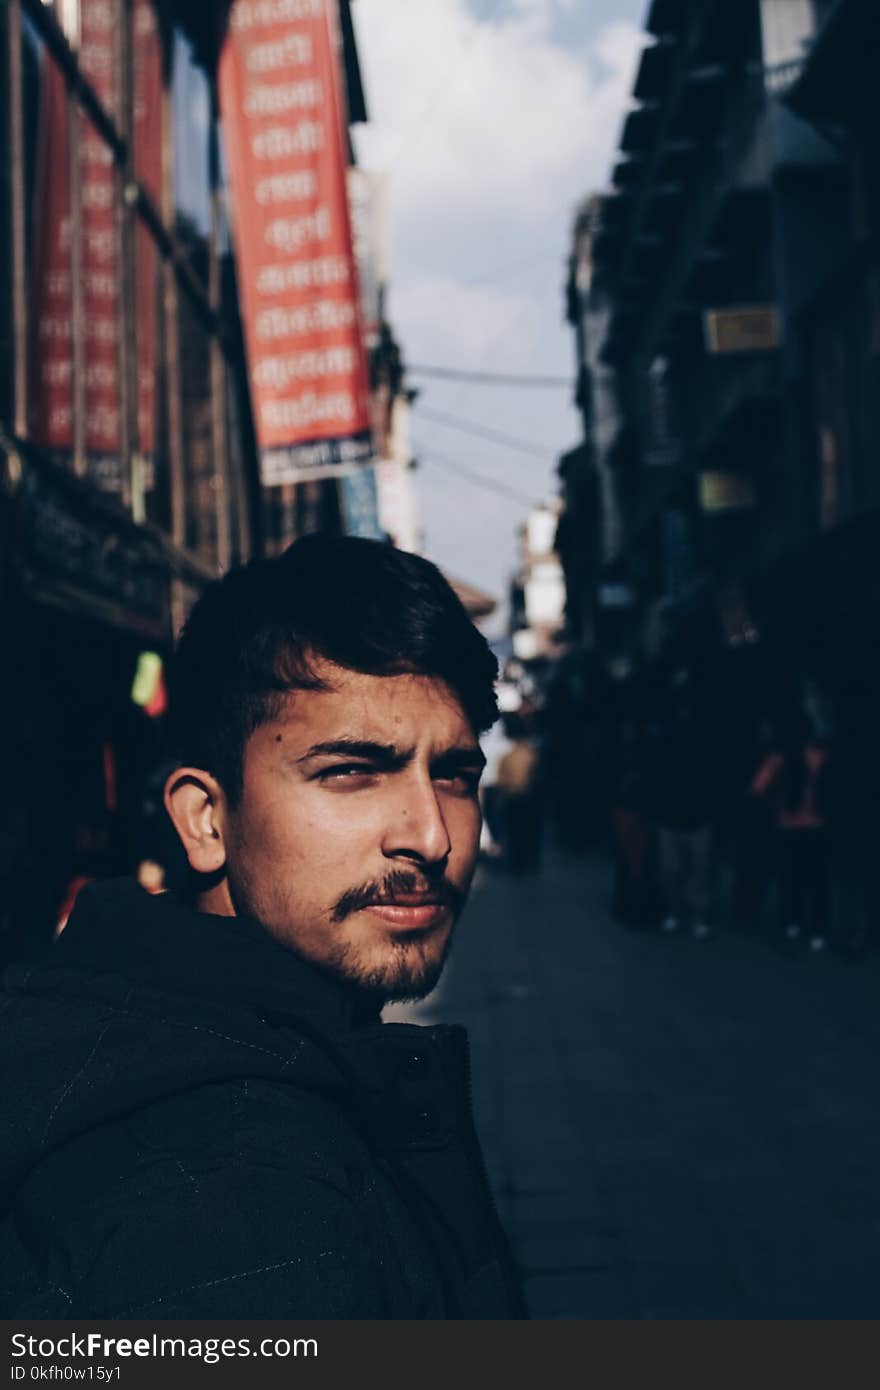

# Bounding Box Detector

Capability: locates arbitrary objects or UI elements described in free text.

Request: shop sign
[699,471,756,512]
[219,0,373,485]
[14,456,168,638]
[703,306,780,355]
[338,465,385,540]
[29,0,161,482]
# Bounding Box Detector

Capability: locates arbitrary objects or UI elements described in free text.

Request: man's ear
[164,768,228,875]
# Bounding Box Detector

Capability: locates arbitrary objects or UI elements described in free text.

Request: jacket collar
[55,878,382,1034]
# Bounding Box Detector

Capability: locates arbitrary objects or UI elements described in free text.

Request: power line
[413,440,537,509]
[409,363,570,388]
[441,294,540,433]
[413,403,557,461]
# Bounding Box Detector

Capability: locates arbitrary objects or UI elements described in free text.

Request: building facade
[563,0,880,939]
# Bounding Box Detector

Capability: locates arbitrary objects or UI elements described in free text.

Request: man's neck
[197,877,236,917]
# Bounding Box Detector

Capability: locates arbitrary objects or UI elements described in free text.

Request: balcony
[612,157,644,192]
[621,104,661,155]
[634,37,677,102]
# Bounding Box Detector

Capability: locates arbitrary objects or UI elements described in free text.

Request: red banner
[29,0,161,486]
[219,0,373,484]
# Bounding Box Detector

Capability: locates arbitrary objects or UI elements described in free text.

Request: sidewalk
[388,848,880,1318]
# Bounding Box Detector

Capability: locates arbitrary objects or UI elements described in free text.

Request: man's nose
[382,774,452,866]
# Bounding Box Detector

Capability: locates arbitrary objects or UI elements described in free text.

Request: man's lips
[362,896,449,929]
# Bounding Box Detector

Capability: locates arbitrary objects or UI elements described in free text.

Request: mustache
[331,869,464,923]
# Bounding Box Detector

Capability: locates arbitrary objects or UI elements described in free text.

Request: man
[496,714,544,874]
[0,536,523,1319]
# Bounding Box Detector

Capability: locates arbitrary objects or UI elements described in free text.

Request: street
[388,849,880,1319]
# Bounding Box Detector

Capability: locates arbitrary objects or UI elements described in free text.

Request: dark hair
[167,534,498,803]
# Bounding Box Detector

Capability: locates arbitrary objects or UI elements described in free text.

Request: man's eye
[317,764,375,781]
[438,771,481,794]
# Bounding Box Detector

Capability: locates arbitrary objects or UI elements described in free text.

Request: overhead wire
[408,363,570,387]
[412,439,537,509]
[412,403,558,461]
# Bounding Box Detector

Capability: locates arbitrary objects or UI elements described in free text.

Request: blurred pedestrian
[543,660,595,853]
[751,708,830,952]
[496,714,543,873]
[608,716,658,928]
[647,688,719,940]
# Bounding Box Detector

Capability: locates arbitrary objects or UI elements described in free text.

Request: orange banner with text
[219,0,373,485]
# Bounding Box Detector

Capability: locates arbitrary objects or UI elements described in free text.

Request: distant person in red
[54,873,94,939]
[53,822,115,938]
[751,709,831,952]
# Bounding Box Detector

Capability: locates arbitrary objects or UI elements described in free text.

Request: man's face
[218,660,484,1001]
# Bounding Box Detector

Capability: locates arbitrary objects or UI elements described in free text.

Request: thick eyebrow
[296,738,486,774]
[432,747,487,774]
[297,738,411,769]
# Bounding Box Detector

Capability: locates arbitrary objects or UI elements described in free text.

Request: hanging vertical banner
[29,0,161,486]
[219,0,373,485]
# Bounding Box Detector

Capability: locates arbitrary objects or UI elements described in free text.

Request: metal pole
[208,88,231,574]
[8,0,28,439]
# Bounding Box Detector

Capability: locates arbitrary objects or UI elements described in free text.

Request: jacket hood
[1,879,384,1202]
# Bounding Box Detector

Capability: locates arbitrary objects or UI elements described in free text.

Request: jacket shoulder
[7,1077,392,1319]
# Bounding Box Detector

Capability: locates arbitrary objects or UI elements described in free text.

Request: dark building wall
[570,0,863,669]
[563,0,880,939]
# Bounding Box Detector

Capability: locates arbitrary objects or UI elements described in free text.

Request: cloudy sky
[351,0,647,631]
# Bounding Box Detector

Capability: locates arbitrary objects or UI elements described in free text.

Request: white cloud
[348,0,645,604]
[354,1,644,225]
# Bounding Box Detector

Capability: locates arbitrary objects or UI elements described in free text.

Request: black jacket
[0,880,523,1319]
